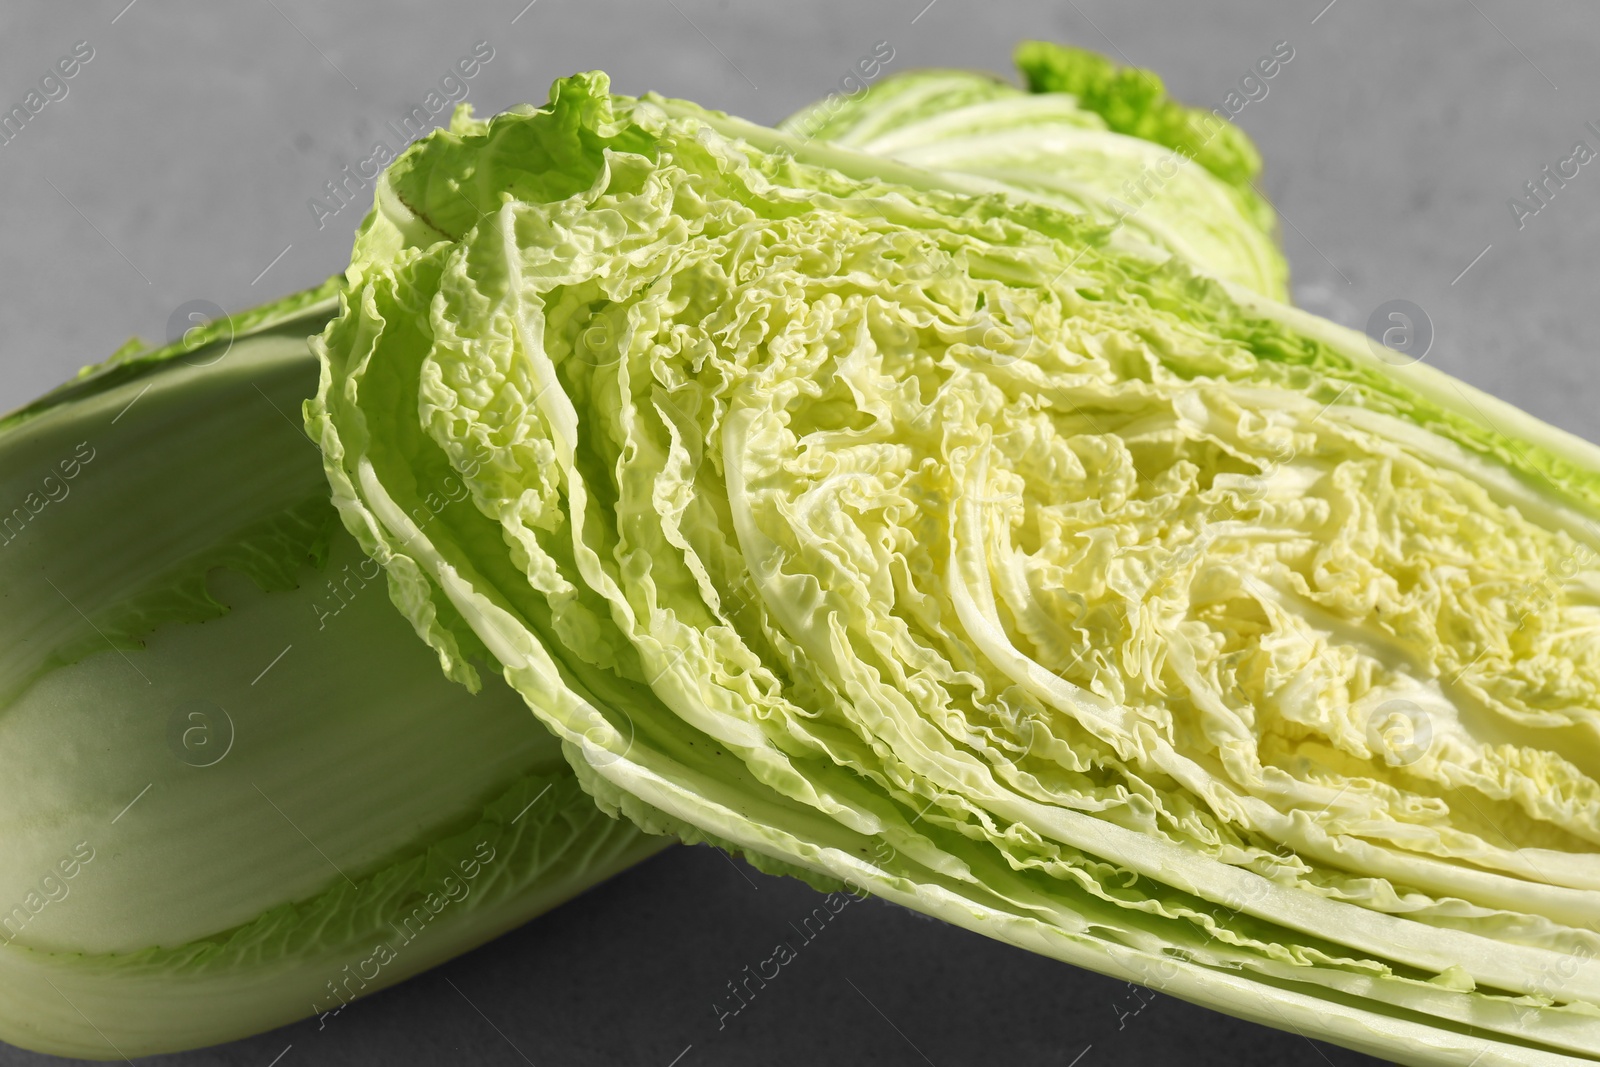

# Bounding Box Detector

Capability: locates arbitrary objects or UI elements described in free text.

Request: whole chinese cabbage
[312,67,1600,1067]
[0,286,665,1059]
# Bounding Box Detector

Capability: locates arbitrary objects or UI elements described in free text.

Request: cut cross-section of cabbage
[314,71,1600,1066]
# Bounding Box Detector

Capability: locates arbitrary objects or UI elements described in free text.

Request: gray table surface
[2,1,1595,1064]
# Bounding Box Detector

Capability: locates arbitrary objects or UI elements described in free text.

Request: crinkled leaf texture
[313,72,1600,1066]
[0,286,664,1059]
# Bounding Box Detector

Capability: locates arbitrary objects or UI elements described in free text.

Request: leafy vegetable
[0,286,665,1059]
[312,68,1600,1067]
[784,43,1287,300]
[0,48,1282,1058]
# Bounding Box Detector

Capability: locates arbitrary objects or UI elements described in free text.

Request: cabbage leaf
[784,43,1286,300]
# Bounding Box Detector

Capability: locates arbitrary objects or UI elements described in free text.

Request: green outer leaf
[1014,41,1280,272]
[778,55,1287,300]
[0,770,652,1060]
[0,286,666,1058]
[0,276,343,435]
[1014,39,1264,189]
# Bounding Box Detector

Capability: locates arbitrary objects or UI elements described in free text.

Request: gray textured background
[1,1,1594,1064]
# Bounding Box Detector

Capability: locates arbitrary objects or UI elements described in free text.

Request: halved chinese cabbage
[312,70,1600,1066]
